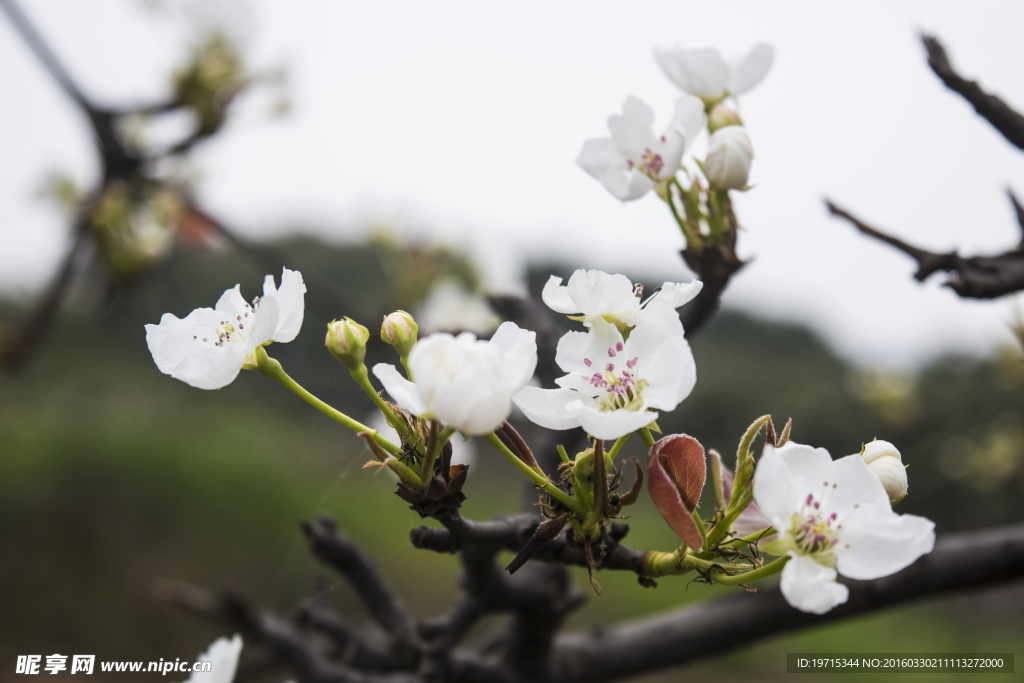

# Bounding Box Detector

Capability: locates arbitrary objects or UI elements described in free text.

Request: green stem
[421,424,456,483]
[557,444,571,464]
[485,433,579,513]
[638,427,657,449]
[722,526,776,548]
[351,365,410,443]
[709,555,789,586]
[692,509,708,550]
[705,415,772,547]
[607,433,630,459]
[664,179,702,251]
[255,347,400,456]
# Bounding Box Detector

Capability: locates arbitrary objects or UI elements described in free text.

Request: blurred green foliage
[1,238,1022,682]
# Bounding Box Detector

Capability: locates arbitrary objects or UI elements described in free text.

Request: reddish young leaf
[647,434,706,550]
[655,434,706,509]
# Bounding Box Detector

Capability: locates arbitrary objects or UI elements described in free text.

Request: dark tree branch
[296,598,400,671]
[1,0,140,180]
[302,517,419,650]
[923,34,1024,150]
[0,0,93,113]
[678,245,745,336]
[826,199,1024,298]
[411,511,648,577]
[1008,188,1024,245]
[1,217,91,372]
[155,580,420,683]
[553,523,1024,682]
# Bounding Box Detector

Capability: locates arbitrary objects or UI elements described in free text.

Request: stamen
[584,358,592,367]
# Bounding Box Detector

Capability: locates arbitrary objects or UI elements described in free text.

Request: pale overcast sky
[3,1,1024,366]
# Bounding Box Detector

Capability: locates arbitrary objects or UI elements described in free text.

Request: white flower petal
[270,268,306,343]
[772,442,834,495]
[145,319,248,390]
[621,170,656,201]
[836,507,935,580]
[635,336,695,411]
[541,275,581,314]
[671,95,707,150]
[186,634,242,683]
[780,553,849,615]
[652,280,703,310]
[512,386,583,431]
[752,445,802,531]
[576,137,627,178]
[655,132,687,181]
[608,96,657,154]
[215,285,248,317]
[555,316,622,374]
[570,402,657,440]
[566,270,637,317]
[730,43,774,95]
[488,321,538,392]
[249,294,280,347]
[673,48,731,99]
[372,363,428,416]
[431,368,512,435]
[554,371,599,396]
[822,454,892,516]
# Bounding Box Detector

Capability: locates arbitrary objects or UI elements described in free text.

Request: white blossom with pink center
[754,442,935,615]
[513,306,695,440]
[576,95,705,201]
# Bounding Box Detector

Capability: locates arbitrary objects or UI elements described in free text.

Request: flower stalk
[254,346,400,456]
[484,432,579,513]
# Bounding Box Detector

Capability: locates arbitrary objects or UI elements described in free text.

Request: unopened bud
[704,125,754,190]
[381,310,418,357]
[707,103,743,133]
[861,439,908,502]
[326,317,369,372]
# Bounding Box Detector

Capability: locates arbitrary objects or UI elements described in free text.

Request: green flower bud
[707,103,743,133]
[326,317,369,372]
[381,310,418,358]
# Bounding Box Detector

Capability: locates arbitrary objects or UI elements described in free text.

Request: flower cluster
[579,43,770,201]
[142,40,936,620]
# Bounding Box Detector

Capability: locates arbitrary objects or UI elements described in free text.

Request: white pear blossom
[655,43,774,101]
[861,439,908,502]
[372,322,536,435]
[704,126,754,190]
[754,442,935,615]
[146,268,305,390]
[182,634,242,683]
[541,269,702,329]
[577,95,705,201]
[513,306,695,440]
